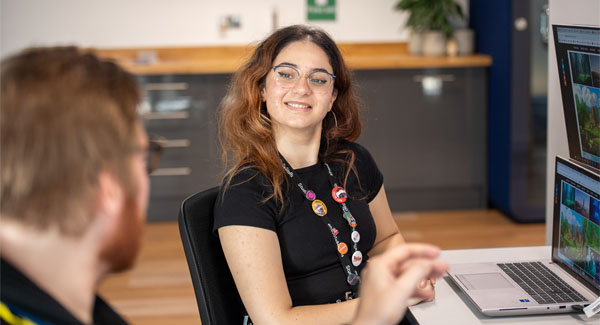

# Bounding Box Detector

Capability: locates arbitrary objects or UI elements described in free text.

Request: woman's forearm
[255,298,359,325]
[369,232,405,256]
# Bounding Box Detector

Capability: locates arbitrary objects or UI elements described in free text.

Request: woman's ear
[330,88,338,108]
[261,87,266,101]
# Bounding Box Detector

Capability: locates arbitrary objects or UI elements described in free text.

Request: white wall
[546,0,600,243]
[1,0,472,58]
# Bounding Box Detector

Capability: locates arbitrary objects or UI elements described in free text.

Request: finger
[397,258,448,281]
[389,259,438,303]
[429,261,449,278]
[413,284,436,301]
[375,244,442,273]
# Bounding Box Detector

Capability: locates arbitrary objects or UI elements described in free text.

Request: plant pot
[453,28,474,55]
[408,30,424,55]
[422,30,446,56]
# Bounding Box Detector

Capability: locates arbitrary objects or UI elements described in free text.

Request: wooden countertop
[94,42,492,75]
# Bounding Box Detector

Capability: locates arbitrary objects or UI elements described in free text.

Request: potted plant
[395,0,465,56]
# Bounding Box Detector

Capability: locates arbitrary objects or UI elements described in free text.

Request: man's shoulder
[0,258,126,325]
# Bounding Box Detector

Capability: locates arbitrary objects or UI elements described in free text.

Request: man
[0,47,153,324]
[0,46,446,325]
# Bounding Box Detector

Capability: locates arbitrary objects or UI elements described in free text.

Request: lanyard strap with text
[279,154,361,287]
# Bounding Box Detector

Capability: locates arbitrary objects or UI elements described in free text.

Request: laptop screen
[552,156,600,293]
[552,25,600,171]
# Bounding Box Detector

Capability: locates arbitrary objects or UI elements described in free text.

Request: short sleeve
[213,170,279,233]
[346,142,384,203]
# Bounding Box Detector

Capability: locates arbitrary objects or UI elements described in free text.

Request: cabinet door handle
[142,111,189,120]
[156,139,190,148]
[412,74,455,83]
[142,82,189,91]
[150,167,191,176]
[413,75,455,96]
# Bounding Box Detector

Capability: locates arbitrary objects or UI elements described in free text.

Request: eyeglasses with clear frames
[272,65,335,94]
[146,137,164,175]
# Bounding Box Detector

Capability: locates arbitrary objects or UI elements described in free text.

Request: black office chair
[178,187,248,324]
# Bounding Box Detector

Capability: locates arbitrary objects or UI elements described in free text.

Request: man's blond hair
[1,47,141,236]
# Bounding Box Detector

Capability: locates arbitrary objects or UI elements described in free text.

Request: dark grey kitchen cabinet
[138,74,229,221]
[355,67,487,211]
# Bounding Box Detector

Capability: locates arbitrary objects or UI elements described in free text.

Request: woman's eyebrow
[276,62,332,74]
[276,62,297,68]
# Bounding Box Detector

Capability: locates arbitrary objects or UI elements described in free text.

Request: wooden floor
[98,209,546,324]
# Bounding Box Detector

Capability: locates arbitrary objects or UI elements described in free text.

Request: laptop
[447,156,599,316]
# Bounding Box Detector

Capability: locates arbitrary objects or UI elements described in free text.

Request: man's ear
[96,171,124,221]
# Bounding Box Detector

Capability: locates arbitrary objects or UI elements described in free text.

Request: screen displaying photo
[553,25,600,170]
[554,158,600,288]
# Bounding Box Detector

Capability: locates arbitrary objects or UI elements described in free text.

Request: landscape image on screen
[570,52,594,86]
[571,83,600,161]
[558,180,600,281]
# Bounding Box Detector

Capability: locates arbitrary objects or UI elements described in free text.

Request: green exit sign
[307,0,336,21]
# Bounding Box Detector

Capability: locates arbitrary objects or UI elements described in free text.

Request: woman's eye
[278,72,294,79]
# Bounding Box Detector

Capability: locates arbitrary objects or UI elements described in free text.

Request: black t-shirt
[0,258,127,325]
[214,142,384,306]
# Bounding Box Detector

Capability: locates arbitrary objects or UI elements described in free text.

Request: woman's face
[262,40,337,134]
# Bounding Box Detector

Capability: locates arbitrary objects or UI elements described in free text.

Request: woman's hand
[407,278,436,306]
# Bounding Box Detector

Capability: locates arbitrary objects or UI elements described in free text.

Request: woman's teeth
[287,102,311,108]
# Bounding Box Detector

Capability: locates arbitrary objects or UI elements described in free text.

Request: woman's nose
[292,75,312,95]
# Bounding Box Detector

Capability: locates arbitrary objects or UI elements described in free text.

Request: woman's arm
[219,225,359,325]
[368,184,405,256]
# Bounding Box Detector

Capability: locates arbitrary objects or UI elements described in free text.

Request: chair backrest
[178,187,247,324]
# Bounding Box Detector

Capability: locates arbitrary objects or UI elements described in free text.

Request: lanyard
[279,154,362,288]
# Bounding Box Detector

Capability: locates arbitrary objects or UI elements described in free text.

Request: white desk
[408,246,599,324]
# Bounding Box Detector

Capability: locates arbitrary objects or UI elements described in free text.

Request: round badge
[337,242,348,255]
[352,251,363,267]
[347,273,360,286]
[347,215,357,228]
[311,200,327,216]
[306,190,316,201]
[331,186,347,203]
[351,230,360,243]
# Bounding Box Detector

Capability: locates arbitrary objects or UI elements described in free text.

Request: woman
[215,25,434,324]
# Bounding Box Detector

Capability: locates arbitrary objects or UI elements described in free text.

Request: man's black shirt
[0,258,127,324]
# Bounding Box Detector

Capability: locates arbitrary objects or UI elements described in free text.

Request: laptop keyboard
[497,262,587,304]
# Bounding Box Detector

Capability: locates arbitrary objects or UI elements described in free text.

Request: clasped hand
[353,243,448,325]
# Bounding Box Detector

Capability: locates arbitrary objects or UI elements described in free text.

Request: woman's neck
[274,125,321,169]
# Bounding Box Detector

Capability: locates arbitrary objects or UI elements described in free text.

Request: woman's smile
[285,100,312,111]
